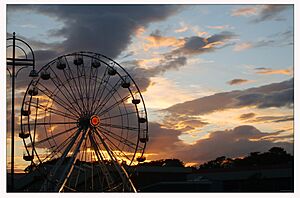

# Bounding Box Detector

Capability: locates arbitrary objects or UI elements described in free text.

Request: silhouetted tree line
[137,147,293,170]
[137,158,185,167]
[198,147,293,169]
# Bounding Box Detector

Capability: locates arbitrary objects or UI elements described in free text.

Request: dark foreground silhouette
[7,147,293,192]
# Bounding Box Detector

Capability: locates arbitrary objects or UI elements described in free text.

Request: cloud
[181,125,292,163]
[255,67,293,75]
[169,31,236,57]
[165,78,293,116]
[239,113,256,120]
[233,42,253,51]
[251,5,291,23]
[175,23,188,33]
[146,122,185,156]
[231,5,292,23]
[122,31,236,93]
[249,115,293,123]
[234,28,293,52]
[227,78,252,85]
[8,5,181,59]
[231,7,258,16]
[143,31,185,51]
[236,87,293,108]
[146,124,293,164]
[206,25,230,30]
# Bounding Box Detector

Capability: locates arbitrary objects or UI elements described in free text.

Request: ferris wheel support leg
[57,128,89,192]
[94,128,137,192]
[39,128,83,191]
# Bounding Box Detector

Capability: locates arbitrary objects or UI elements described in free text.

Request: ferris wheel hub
[90,115,100,127]
[77,115,101,129]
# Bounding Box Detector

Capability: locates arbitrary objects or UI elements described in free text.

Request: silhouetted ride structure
[19,51,149,192]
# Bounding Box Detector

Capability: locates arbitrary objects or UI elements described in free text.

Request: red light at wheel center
[90,115,100,127]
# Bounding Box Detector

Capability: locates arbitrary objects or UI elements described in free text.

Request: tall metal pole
[7,32,37,192]
[11,32,16,191]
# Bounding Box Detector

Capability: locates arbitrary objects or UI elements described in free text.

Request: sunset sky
[6,4,294,171]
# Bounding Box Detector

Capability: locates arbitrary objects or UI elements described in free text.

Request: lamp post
[7,32,38,191]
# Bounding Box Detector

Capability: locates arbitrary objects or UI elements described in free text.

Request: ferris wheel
[19,51,148,192]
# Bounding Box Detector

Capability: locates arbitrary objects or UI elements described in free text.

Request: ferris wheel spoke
[24,121,78,126]
[40,129,77,163]
[28,101,78,120]
[97,126,141,150]
[36,83,79,117]
[92,75,110,112]
[93,79,122,115]
[100,111,137,121]
[101,123,139,131]
[91,72,111,113]
[90,67,107,112]
[48,66,82,114]
[62,70,85,113]
[81,59,91,112]
[63,56,87,113]
[30,126,78,147]
[87,67,98,112]
[98,94,132,117]
[74,63,88,113]
[95,129,132,162]
[44,69,82,116]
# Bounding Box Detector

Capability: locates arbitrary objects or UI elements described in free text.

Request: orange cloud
[255,67,293,75]
[143,35,185,51]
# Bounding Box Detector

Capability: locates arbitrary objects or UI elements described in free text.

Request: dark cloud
[146,124,293,164]
[8,5,181,59]
[170,31,236,56]
[249,115,293,123]
[227,78,251,85]
[239,112,256,120]
[207,31,236,43]
[273,117,294,123]
[237,87,293,108]
[179,125,292,163]
[146,122,185,158]
[251,5,292,23]
[165,78,293,116]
